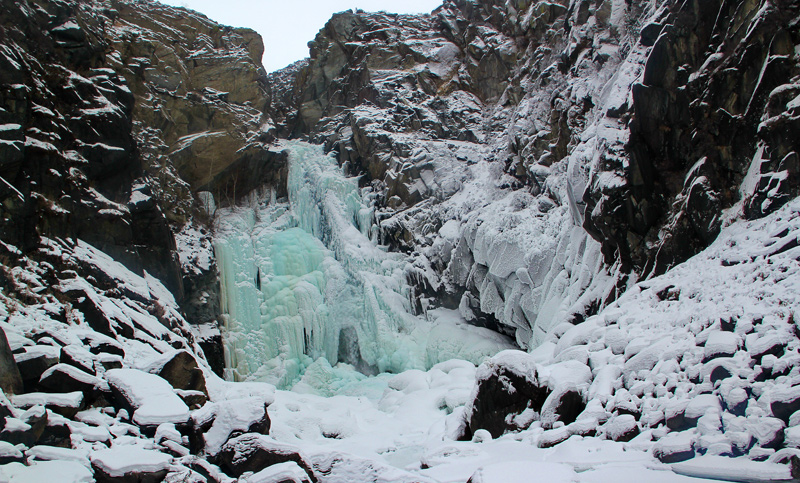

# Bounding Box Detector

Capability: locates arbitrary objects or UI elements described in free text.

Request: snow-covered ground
[2,190,799,483]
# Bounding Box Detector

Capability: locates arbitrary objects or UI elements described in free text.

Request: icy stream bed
[213,142,514,388]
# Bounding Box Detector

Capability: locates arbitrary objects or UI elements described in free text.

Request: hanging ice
[214,142,513,388]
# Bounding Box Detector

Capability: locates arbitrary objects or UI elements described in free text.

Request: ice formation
[214,142,513,387]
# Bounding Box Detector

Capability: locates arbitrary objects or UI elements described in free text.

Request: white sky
[158,0,443,72]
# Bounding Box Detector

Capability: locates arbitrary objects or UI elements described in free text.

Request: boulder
[60,344,97,375]
[0,441,24,464]
[38,416,72,448]
[190,397,272,456]
[666,395,721,431]
[703,332,740,361]
[653,431,695,463]
[15,346,60,390]
[0,406,48,446]
[105,369,190,432]
[604,414,639,442]
[216,434,316,481]
[750,417,786,449]
[90,447,171,483]
[465,353,591,439]
[0,326,23,394]
[38,363,107,401]
[771,385,800,424]
[464,351,550,439]
[11,391,84,418]
[151,350,208,398]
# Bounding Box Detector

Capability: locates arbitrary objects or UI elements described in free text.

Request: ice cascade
[213,142,512,388]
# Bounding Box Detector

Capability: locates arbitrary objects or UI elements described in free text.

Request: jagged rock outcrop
[583,0,800,274]
[269,0,800,349]
[0,0,291,363]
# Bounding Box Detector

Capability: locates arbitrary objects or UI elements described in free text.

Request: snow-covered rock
[105,369,190,429]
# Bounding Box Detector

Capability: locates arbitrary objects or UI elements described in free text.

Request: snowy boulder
[785,425,800,448]
[748,417,785,449]
[243,461,314,483]
[11,391,84,418]
[105,369,190,431]
[604,414,639,442]
[60,344,97,375]
[0,441,24,464]
[770,385,800,424]
[90,446,171,483]
[0,406,48,446]
[465,351,590,438]
[623,339,670,379]
[700,358,740,385]
[0,392,13,432]
[652,431,695,463]
[25,445,90,467]
[746,332,787,361]
[666,395,721,431]
[703,332,740,361]
[539,384,586,429]
[464,350,548,438]
[38,363,108,402]
[190,396,271,456]
[146,350,208,403]
[216,434,316,481]
[537,426,571,448]
[14,345,60,390]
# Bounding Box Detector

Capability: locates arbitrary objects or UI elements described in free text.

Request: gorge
[0,0,799,481]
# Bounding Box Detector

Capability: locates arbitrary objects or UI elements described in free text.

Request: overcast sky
[158,0,443,72]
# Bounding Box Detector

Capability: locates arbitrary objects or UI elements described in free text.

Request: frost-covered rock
[216,434,316,481]
[464,351,590,438]
[190,396,271,457]
[11,392,84,418]
[90,447,171,483]
[105,369,190,430]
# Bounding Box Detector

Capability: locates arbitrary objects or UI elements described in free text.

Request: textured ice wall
[214,142,513,388]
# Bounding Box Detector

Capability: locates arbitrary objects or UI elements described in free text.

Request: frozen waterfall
[213,142,512,388]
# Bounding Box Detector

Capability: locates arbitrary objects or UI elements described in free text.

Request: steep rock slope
[273,0,800,348]
[0,0,289,373]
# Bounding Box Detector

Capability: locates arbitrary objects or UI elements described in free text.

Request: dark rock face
[583,0,800,274]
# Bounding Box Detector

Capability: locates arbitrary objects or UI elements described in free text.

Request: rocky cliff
[1,0,800,480]
[1,0,795,371]
[0,0,294,374]
[269,0,800,346]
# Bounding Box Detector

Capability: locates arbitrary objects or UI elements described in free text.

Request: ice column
[214,142,424,388]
